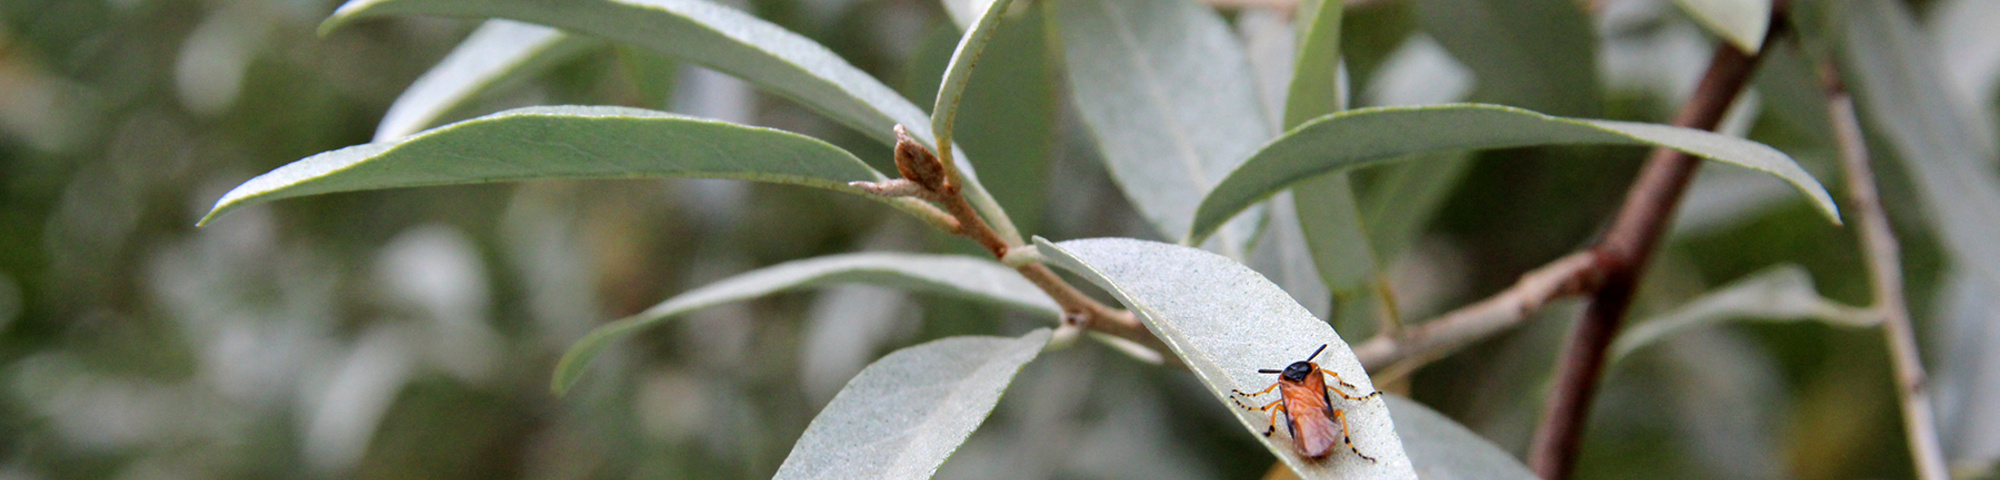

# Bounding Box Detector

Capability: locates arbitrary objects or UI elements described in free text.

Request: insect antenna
[1257,368,1282,374]
[1305,344,1328,362]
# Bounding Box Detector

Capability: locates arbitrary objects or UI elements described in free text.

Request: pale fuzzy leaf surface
[322,0,1017,240]
[1035,237,1415,479]
[1837,0,2000,293]
[200,106,887,225]
[1383,395,1537,480]
[930,0,1016,167]
[1936,271,2000,462]
[553,253,1057,394]
[1611,265,1873,361]
[1055,0,1271,252]
[940,0,995,29]
[772,329,1051,480]
[326,0,927,149]
[1189,104,1840,243]
[1929,0,2000,130]
[1672,0,1772,53]
[373,19,599,142]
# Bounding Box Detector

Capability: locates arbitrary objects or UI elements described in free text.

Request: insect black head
[1279,344,1329,382]
[1280,361,1313,382]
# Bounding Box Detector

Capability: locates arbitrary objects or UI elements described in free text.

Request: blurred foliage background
[0,0,1997,479]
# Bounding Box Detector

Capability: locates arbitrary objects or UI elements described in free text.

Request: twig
[855,126,1163,353]
[1819,59,1950,480]
[1527,33,1773,479]
[1353,252,1602,376]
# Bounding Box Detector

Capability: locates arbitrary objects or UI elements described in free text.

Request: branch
[855,127,1164,355]
[1353,252,1601,376]
[1818,59,1950,480]
[1527,32,1774,479]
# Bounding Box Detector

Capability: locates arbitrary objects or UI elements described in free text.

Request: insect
[1229,344,1383,462]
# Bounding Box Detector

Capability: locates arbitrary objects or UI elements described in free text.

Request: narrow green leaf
[1415,0,1599,117]
[1284,0,1344,128]
[1036,237,1415,479]
[930,0,1017,184]
[1293,174,1380,329]
[1611,266,1874,361]
[1279,0,1390,335]
[1930,0,2000,129]
[773,329,1051,480]
[324,0,1019,243]
[1836,0,2000,293]
[552,253,1057,394]
[1055,0,1272,254]
[1383,395,1538,480]
[201,106,888,225]
[1189,104,1841,244]
[1672,0,1772,54]
[374,19,600,142]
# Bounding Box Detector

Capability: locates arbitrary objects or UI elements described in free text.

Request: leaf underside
[772,330,1052,480]
[1035,237,1417,479]
[201,106,886,226]
[552,252,1057,394]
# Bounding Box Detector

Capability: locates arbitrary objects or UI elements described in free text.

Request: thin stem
[1353,251,1602,376]
[861,130,1164,356]
[1528,36,1769,480]
[1820,60,1950,480]
[935,184,1154,345]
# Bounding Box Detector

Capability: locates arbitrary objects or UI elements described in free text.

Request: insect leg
[1263,402,1289,438]
[1318,368,1384,402]
[1333,409,1377,463]
[1229,382,1282,409]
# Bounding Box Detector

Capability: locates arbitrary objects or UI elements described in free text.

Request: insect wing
[1279,380,1340,458]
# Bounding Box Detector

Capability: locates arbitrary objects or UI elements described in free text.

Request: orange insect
[1229,344,1383,462]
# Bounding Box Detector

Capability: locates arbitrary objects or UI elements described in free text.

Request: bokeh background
[1,0,1997,478]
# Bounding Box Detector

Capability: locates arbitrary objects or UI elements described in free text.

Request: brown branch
[1818,60,1950,480]
[1353,252,1602,376]
[1526,32,1774,479]
[856,126,1160,353]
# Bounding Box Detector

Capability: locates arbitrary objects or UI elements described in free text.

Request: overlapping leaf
[201,106,908,225]
[1611,266,1874,361]
[324,0,1017,241]
[373,20,600,141]
[1055,0,1270,255]
[553,252,1057,394]
[773,330,1051,480]
[1672,0,1773,54]
[1189,104,1841,243]
[1836,0,2000,293]
[1384,395,1538,480]
[1036,237,1415,479]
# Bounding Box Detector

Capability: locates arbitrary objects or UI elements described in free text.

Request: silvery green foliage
[1037,237,1416,479]
[773,330,1051,480]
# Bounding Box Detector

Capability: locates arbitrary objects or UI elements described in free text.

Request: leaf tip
[550,333,612,397]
